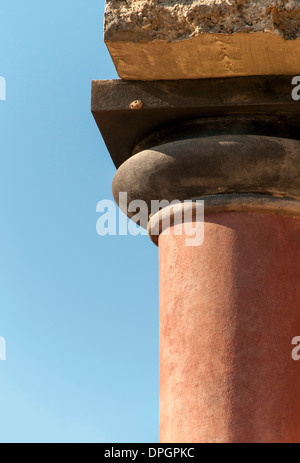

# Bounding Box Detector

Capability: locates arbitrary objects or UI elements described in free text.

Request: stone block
[104,0,300,80]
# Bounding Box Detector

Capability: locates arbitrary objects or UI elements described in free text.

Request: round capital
[112,135,300,227]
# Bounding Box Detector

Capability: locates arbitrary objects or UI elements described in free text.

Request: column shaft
[159,212,300,443]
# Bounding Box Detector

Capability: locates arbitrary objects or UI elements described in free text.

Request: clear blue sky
[0,0,159,443]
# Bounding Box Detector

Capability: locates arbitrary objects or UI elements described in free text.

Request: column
[93,0,300,443]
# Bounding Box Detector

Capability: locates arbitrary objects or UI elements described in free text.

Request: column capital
[112,134,300,229]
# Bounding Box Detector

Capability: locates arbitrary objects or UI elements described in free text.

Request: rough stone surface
[104,1,300,79]
[105,0,300,42]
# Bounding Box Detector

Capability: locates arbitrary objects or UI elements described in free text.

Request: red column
[158,211,300,443]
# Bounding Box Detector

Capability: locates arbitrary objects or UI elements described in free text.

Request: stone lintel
[104,1,300,80]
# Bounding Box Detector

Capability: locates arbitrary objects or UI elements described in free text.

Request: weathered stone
[112,135,300,228]
[104,0,300,80]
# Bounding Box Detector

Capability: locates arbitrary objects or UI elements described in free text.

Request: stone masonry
[104,0,300,79]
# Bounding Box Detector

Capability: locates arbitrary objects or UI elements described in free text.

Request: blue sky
[0,0,159,443]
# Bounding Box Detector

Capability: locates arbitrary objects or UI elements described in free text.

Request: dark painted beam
[91,75,300,168]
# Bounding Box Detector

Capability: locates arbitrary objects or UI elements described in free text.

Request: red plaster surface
[159,212,300,443]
